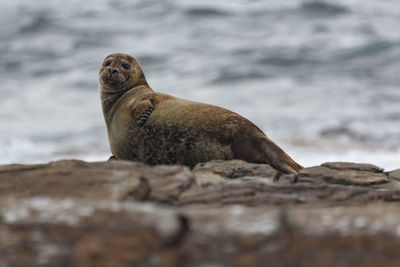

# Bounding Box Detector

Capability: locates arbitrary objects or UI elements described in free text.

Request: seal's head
[99,53,147,91]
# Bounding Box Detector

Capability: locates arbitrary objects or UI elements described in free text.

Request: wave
[211,68,271,84]
[257,55,317,67]
[320,125,372,142]
[18,10,52,34]
[184,7,231,17]
[299,1,349,16]
[338,41,396,60]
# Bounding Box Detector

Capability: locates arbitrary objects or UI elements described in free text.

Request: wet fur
[99,53,303,176]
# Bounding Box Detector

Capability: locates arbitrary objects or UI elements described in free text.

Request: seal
[99,53,303,181]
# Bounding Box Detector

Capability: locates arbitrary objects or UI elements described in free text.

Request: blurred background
[1,0,399,169]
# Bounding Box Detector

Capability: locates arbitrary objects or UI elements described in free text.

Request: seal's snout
[108,68,117,75]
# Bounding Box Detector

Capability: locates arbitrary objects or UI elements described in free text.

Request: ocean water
[1,0,399,170]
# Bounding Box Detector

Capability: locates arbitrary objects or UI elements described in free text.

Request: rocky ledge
[1,159,400,267]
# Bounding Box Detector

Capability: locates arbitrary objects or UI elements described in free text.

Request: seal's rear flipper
[261,138,303,177]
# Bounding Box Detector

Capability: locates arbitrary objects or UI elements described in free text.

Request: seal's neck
[100,84,153,117]
[124,84,154,100]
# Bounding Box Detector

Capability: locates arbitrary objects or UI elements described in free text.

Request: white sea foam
[0,0,399,168]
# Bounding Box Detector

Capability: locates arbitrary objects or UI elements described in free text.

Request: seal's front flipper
[137,107,153,126]
[131,98,154,126]
[108,155,117,161]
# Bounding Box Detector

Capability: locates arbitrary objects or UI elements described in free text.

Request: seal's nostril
[109,68,117,74]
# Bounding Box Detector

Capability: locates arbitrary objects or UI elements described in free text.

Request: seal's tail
[261,138,303,175]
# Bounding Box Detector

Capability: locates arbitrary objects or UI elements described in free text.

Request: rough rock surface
[1,159,400,267]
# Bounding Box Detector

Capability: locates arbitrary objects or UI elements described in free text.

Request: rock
[0,198,183,267]
[3,199,400,267]
[0,160,193,203]
[122,164,194,204]
[0,163,47,173]
[389,169,400,181]
[300,165,389,186]
[193,159,277,179]
[1,159,400,267]
[321,162,384,173]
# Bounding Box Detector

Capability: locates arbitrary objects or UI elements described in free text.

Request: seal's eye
[104,60,112,67]
[121,62,130,70]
